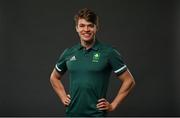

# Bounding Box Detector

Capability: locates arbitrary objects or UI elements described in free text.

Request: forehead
[77,18,94,25]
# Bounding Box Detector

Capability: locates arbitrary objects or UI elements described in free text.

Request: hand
[96,98,114,112]
[61,94,71,106]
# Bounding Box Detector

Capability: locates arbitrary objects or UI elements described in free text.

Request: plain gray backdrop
[0,0,180,116]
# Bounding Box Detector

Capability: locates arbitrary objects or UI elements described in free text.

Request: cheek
[76,28,82,34]
[76,26,81,31]
[78,27,84,32]
[92,29,97,34]
[92,27,97,32]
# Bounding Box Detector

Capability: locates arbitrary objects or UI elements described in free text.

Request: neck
[80,38,96,50]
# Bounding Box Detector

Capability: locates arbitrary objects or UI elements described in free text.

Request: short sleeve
[108,48,127,76]
[55,49,68,75]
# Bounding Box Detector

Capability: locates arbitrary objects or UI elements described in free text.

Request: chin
[82,37,94,42]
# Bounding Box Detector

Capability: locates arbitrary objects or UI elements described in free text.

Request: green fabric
[55,40,127,116]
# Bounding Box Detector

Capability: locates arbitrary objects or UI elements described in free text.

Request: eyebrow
[79,23,94,26]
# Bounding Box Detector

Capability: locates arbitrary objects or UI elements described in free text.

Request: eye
[79,24,85,27]
[88,24,94,28]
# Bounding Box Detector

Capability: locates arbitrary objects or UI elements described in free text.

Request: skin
[96,70,135,111]
[50,69,71,106]
[50,18,135,112]
[75,18,97,50]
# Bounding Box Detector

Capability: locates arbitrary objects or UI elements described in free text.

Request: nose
[84,26,89,31]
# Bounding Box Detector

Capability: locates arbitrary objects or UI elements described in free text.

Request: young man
[50,8,135,117]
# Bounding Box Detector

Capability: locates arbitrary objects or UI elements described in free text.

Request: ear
[95,25,99,32]
[75,26,78,32]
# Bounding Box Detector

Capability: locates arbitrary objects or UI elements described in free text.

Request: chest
[66,51,110,72]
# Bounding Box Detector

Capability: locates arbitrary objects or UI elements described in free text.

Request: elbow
[125,76,135,89]
[50,70,61,85]
[50,73,58,88]
[50,74,54,84]
[131,77,136,89]
[50,73,56,84]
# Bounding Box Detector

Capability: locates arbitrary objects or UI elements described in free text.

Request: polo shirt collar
[77,39,100,51]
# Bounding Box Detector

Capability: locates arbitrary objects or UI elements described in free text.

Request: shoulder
[99,41,121,54]
[61,43,79,56]
[99,41,112,50]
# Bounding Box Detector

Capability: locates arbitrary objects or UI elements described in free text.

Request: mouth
[82,33,92,38]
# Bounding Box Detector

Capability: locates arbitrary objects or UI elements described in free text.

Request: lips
[84,33,91,36]
[82,33,92,38]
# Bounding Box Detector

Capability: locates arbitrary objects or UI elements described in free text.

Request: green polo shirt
[55,40,127,117]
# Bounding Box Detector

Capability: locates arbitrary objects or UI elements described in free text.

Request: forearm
[50,76,67,101]
[110,71,135,111]
[111,79,134,109]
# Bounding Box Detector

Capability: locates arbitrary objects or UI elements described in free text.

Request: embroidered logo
[69,56,76,61]
[92,53,100,62]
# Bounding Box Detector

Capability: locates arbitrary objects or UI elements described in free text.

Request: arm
[50,69,71,106]
[97,69,135,111]
[109,69,135,111]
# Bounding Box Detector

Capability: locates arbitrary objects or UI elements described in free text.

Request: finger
[65,96,71,102]
[97,104,106,109]
[67,94,71,98]
[98,98,106,102]
[64,102,69,106]
[65,98,71,104]
[98,107,108,111]
[66,97,71,102]
[65,101,70,106]
[64,101,68,106]
[96,102,106,108]
[64,100,71,106]
[97,103,108,109]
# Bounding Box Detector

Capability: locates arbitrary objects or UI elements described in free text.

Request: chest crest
[92,52,100,62]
